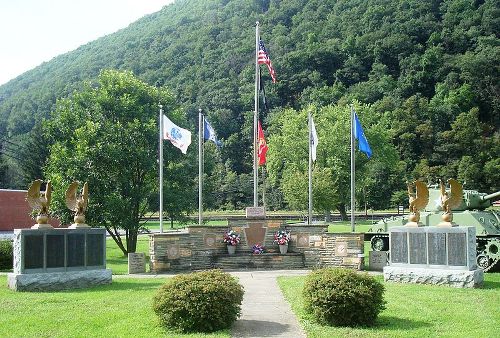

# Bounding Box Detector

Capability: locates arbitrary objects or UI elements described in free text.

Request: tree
[267,103,399,219]
[44,70,188,254]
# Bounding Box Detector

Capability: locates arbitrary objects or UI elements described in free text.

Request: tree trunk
[337,204,348,221]
[324,209,331,222]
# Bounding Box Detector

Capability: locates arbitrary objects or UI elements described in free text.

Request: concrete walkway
[230,270,309,338]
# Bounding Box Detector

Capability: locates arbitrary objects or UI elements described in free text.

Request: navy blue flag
[354,112,372,158]
[203,118,222,148]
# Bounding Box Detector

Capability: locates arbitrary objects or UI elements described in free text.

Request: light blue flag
[354,112,372,158]
[203,118,222,148]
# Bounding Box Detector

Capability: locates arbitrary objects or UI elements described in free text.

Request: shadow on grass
[481,280,500,289]
[68,279,166,293]
[375,316,431,331]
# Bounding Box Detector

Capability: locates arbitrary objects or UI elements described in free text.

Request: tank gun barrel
[481,191,500,202]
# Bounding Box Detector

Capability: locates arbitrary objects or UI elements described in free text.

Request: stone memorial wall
[149,222,364,272]
[8,228,111,291]
[384,226,483,288]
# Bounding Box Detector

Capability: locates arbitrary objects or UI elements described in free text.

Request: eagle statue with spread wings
[406,180,429,226]
[26,179,52,227]
[65,181,89,227]
[438,178,463,226]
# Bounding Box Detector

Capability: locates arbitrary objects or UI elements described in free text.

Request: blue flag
[203,118,222,148]
[354,112,372,158]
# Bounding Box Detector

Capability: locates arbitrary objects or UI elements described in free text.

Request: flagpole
[308,110,313,225]
[198,109,203,226]
[262,166,266,209]
[254,21,260,207]
[350,104,355,232]
[159,104,164,233]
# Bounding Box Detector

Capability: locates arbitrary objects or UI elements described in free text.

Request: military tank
[365,184,500,271]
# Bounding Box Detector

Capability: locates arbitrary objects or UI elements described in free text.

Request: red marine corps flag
[258,120,268,166]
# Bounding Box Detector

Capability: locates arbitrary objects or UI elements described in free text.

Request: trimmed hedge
[0,240,13,270]
[153,269,244,333]
[303,268,385,327]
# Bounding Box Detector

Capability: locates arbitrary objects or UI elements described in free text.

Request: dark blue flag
[203,118,222,148]
[354,112,372,158]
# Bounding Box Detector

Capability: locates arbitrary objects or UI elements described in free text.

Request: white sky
[0,0,175,85]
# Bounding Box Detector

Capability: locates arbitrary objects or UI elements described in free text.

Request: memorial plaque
[369,251,388,271]
[335,241,348,257]
[245,207,266,219]
[167,244,180,259]
[67,233,85,267]
[296,234,309,248]
[390,232,408,264]
[409,232,427,264]
[128,252,146,274]
[46,234,65,268]
[448,232,466,266]
[243,221,267,248]
[24,234,44,269]
[86,234,104,266]
[428,232,447,265]
[204,234,217,247]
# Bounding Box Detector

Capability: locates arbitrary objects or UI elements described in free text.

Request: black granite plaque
[428,232,446,265]
[448,233,466,266]
[46,234,65,268]
[409,233,427,264]
[86,234,104,266]
[24,234,44,269]
[67,233,85,267]
[390,232,408,264]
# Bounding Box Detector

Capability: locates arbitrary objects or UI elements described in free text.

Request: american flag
[258,39,276,83]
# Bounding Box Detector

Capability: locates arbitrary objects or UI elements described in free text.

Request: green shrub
[303,268,385,327]
[152,269,244,333]
[0,240,13,270]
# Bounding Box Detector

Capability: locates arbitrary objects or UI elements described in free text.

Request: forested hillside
[0,0,498,210]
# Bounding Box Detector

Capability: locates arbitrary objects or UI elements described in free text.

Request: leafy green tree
[267,103,398,219]
[44,70,188,254]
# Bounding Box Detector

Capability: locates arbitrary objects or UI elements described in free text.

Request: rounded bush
[153,269,244,333]
[0,240,13,270]
[303,268,385,327]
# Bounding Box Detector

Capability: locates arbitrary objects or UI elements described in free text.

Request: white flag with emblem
[163,114,192,154]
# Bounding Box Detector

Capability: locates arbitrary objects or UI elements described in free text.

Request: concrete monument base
[383,266,483,288]
[31,223,53,229]
[8,269,112,292]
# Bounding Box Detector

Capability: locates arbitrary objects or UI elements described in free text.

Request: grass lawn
[278,273,500,338]
[0,275,230,338]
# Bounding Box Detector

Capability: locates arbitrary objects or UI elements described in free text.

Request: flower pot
[227,245,236,255]
[279,244,288,254]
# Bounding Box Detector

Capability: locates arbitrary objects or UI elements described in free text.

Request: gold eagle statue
[26,180,52,226]
[406,180,429,225]
[65,181,89,225]
[26,180,52,216]
[439,179,463,213]
[438,178,463,226]
[408,180,429,214]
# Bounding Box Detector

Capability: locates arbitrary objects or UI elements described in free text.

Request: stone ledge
[8,269,112,292]
[383,266,484,288]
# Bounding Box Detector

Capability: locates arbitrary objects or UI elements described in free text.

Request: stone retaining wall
[149,223,364,272]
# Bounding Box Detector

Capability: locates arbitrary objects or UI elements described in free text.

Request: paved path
[230,270,309,338]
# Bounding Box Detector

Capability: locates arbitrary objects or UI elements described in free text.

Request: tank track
[476,238,500,272]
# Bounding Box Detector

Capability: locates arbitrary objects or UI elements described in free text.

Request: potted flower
[274,230,291,254]
[223,230,241,255]
[252,244,265,255]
